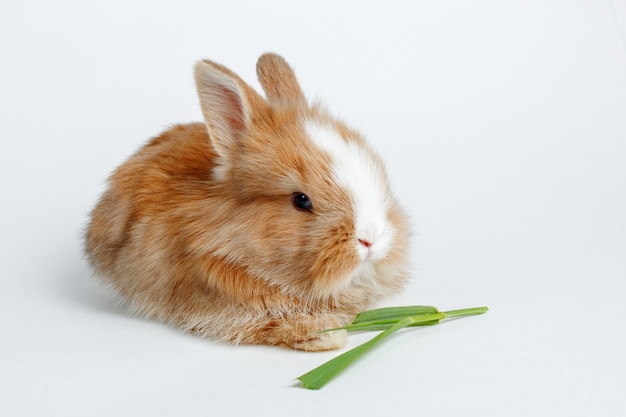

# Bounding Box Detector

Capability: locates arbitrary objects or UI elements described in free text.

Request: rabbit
[85,53,410,351]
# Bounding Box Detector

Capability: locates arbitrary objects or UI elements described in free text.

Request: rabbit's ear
[256,53,306,106]
[194,60,265,159]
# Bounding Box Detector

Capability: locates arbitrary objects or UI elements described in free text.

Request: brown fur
[85,53,409,351]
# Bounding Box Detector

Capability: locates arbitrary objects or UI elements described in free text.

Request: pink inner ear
[216,84,246,137]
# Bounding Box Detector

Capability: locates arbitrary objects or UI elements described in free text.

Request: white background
[1,1,625,416]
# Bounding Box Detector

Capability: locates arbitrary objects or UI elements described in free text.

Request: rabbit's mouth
[355,224,395,263]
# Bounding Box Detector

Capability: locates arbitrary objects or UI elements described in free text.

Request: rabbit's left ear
[256,53,306,106]
[194,59,266,160]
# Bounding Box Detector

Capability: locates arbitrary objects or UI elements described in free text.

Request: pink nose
[358,238,372,248]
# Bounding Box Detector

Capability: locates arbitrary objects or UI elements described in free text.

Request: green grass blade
[317,310,442,333]
[352,305,439,325]
[442,306,489,318]
[297,314,445,390]
[318,306,488,333]
[343,312,443,332]
[297,305,489,390]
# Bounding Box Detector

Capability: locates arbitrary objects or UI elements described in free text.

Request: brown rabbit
[85,53,410,351]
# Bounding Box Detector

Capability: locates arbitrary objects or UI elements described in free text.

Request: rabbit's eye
[292,192,313,212]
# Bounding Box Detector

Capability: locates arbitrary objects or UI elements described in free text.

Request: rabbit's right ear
[256,53,306,106]
[194,60,265,161]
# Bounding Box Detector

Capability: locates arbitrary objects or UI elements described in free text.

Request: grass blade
[442,306,489,318]
[317,305,442,333]
[297,305,489,390]
[324,312,444,332]
[352,305,439,324]
[297,315,436,390]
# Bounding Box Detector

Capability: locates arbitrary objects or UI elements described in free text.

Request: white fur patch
[304,120,394,262]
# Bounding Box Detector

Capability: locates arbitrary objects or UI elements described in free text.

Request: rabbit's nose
[358,238,372,248]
